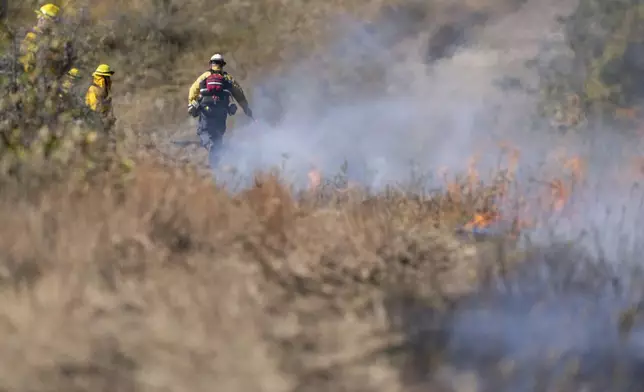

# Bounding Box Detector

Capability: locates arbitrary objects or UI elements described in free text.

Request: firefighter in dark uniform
[187,53,254,167]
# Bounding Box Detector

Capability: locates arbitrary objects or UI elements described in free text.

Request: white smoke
[213,0,574,186]
[195,0,644,269]
[201,1,644,388]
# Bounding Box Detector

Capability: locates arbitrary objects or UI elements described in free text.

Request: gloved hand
[188,101,199,117]
[228,103,238,116]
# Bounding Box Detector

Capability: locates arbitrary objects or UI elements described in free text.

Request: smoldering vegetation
[2,0,644,391]
[210,0,577,191]
[2,159,644,392]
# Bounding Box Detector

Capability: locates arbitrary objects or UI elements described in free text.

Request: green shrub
[538,0,644,126]
[0,17,131,179]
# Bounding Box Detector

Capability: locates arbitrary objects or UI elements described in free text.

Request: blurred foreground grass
[0,155,521,391]
[1,0,644,390]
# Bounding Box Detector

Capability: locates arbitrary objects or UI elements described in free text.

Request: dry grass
[1,0,527,135]
[0,157,641,391]
[0,161,518,392]
[2,0,642,390]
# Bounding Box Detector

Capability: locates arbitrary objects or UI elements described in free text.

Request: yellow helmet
[36,3,60,19]
[67,67,81,79]
[93,64,115,77]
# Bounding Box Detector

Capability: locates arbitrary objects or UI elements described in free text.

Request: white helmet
[210,53,226,65]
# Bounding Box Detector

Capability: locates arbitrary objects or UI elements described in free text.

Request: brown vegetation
[1,0,643,390]
[0,161,521,391]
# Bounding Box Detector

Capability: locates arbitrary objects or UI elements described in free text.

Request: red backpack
[200,71,231,106]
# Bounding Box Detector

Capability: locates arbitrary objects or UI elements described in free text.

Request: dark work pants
[197,110,228,168]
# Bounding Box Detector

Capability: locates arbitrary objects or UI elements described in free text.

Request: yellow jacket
[60,69,80,95]
[188,66,251,114]
[85,75,113,118]
[19,28,41,73]
[19,26,74,77]
[60,74,75,95]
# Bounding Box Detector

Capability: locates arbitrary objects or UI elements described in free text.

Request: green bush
[539,0,644,126]
[0,17,131,179]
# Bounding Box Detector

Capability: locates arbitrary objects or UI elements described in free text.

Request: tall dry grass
[2,0,642,390]
[0,160,520,392]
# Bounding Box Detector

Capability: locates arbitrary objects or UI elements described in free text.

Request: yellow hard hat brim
[35,3,60,18]
[93,71,114,76]
[35,10,55,18]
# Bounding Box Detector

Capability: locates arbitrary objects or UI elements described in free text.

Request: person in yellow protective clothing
[60,67,80,96]
[19,3,75,82]
[187,53,254,168]
[85,64,116,129]
[56,66,84,120]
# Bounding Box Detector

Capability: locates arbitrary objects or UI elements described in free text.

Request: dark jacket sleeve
[226,74,252,114]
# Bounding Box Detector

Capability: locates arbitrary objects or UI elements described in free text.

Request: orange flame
[463,211,499,230]
[307,168,322,190]
[461,150,586,237]
[615,107,639,120]
[548,178,568,212]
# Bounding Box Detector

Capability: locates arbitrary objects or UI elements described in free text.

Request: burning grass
[0,160,511,391]
[1,144,639,391]
[3,0,644,389]
[305,142,587,238]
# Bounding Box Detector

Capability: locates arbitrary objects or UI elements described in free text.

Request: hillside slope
[6,0,644,391]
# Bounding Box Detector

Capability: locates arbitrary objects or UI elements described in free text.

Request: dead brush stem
[0,0,602,389]
[0,160,518,391]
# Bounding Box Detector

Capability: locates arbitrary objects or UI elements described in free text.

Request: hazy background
[3,0,644,391]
